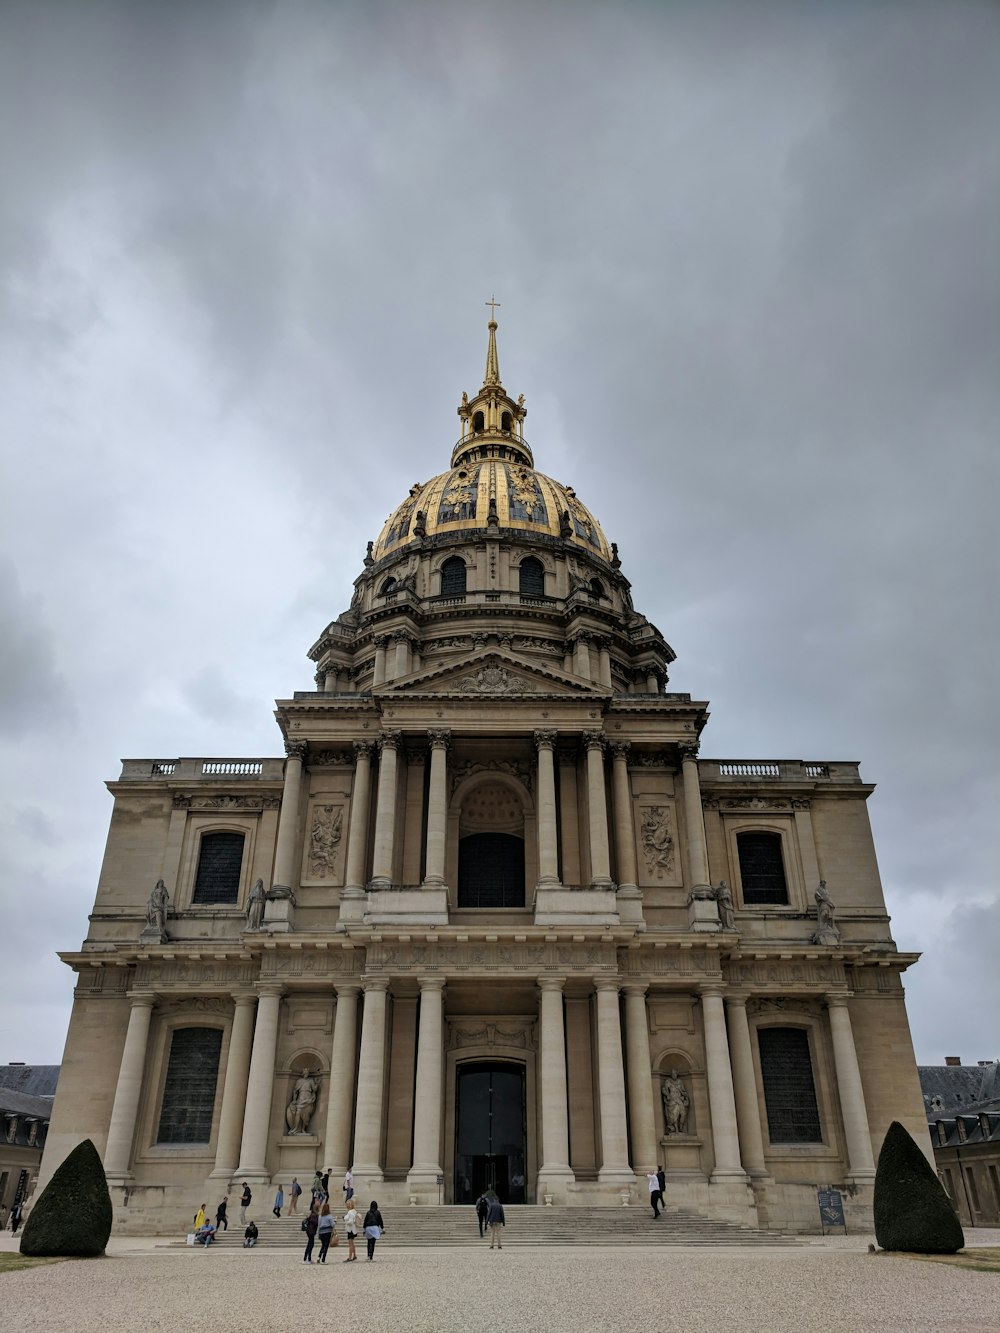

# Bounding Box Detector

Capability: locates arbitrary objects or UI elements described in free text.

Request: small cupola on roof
[454,302,532,469]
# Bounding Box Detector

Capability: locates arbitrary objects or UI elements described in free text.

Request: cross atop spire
[483,295,501,387]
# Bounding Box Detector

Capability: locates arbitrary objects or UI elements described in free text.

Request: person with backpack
[302,1207,319,1263]
[289,1177,302,1215]
[362,1199,386,1261]
[475,1193,489,1237]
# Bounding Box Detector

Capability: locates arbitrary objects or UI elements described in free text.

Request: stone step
[193,1206,802,1249]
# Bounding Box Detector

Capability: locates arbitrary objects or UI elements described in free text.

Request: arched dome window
[440,556,467,597]
[379,577,397,596]
[501,411,513,433]
[590,577,606,599]
[472,410,485,434]
[519,557,545,597]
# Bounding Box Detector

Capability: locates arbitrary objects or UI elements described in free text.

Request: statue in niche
[245,878,266,931]
[144,879,170,938]
[811,880,841,946]
[309,805,343,878]
[714,880,736,931]
[285,1068,319,1135]
[662,1069,691,1135]
[640,807,674,878]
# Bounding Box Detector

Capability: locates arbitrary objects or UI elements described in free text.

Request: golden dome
[373,458,612,563]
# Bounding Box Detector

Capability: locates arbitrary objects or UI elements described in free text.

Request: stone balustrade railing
[119,757,285,781]
[700,759,858,782]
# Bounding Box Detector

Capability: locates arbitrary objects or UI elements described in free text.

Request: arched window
[590,577,606,599]
[458,833,525,908]
[737,832,788,905]
[440,557,467,597]
[193,831,245,905]
[156,1027,223,1144]
[379,577,397,596]
[519,557,545,597]
[472,410,485,433]
[757,1027,822,1143]
[501,411,513,433]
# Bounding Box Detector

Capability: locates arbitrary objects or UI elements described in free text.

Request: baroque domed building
[40,316,929,1233]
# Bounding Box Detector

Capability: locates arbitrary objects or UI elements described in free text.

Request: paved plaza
[2,1231,999,1333]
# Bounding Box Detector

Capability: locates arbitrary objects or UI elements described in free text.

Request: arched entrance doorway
[456,778,526,908]
[455,1062,526,1205]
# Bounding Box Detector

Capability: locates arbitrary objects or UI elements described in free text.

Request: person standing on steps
[343,1167,354,1203]
[656,1165,666,1216]
[343,1200,359,1261]
[239,1182,252,1225]
[321,1168,331,1203]
[273,1183,285,1218]
[476,1193,489,1237]
[646,1170,662,1218]
[302,1207,319,1263]
[289,1177,302,1215]
[486,1194,505,1249]
[215,1195,229,1231]
[317,1203,336,1262]
[362,1199,386,1261]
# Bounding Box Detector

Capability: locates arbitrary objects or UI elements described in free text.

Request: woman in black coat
[362,1200,386,1261]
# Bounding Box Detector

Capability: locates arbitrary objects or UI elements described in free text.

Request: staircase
[202,1206,801,1249]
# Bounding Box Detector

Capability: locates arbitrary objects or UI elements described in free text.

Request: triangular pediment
[378,650,605,698]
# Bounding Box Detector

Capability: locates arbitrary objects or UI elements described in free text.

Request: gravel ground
[2,1233,999,1333]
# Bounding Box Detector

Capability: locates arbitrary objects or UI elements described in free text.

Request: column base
[687,889,721,932]
[710,1167,750,1184]
[597,1165,636,1191]
[534,885,620,927]
[536,1166,575,1206]
[207,1166,238,1183]
[615,884,645,928]
[405,1166,445,1204]
[845,1169,877,1186]
[338,886,367,927]
[234,1168,272,1186]
[352,1166,384,1197]
[263,889,296,933]
[364,886,449,926]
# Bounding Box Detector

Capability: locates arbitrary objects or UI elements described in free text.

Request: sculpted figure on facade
[662,1069,691,1135]
[640,806,674,878]
[245,878,266,931]
[714,880,736,931]
[285,1068,320,1135]
[144,879,170,939]
[309,804,343,878]
[811,880,841,946]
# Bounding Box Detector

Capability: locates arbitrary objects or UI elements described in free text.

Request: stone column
[236,986,284,1180]
[323,982,361,1175]
[573,634,592,681]
[534,730,560,886]
[610,743,638,892]
[724,993,769,1178]
[646,669,659,694]
[343,742,374,894]
[583,731,612,887]
[270,739,306,894]
[352,978,390,1186]
[209,993,258,1181]
[104,993,156,1181]
[793,799,822,890]
[563,643,574,673]
[623,983,658,1176]
[596,637,613,688]
[594,979,633,1186]
[372,635,387,687]
[393,633,411,679]
[407,978,446,1196]
[826,994,877,1182]
[700,985,746,1180]
[557,748,581,886]
[369,732,402,889]
[680,745,711,891]
[422,730,450,886]
[536,977,573,1198]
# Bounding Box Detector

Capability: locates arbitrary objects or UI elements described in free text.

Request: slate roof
[0,1064,59,1099]
[919,1061,1000,1117]
[0,1087,54,1119]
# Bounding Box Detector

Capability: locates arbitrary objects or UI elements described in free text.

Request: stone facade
[0,1065,56,1225]
[38,321,930,1234]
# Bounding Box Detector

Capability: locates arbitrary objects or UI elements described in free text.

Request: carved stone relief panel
[446,1016,537,1051]
[636,802,679,886]
[134,960,258,990]
[366,939,618,976]
[301,799,346,886]
[725,959,846,988]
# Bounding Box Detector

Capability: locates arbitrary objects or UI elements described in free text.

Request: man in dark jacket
[486,1196,505,1250]
[476,1194,489,1237]
[656,1166,666,1214]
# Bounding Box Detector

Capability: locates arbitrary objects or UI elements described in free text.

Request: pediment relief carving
[382,650,601,698]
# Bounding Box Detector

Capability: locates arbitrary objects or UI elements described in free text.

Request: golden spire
[483,294,501,387]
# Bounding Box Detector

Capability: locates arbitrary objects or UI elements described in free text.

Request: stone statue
[811,880,841,945]
[662,1069,691,1135]
[245,878,266,931]
[714,880,735,931]
[144,879,170,938]
[285,1069,319,1135]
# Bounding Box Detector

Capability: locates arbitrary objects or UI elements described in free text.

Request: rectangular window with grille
[192,831,245,905]
[156,1027,223,1144]
[757,1026,822,1143]
[737,832,789,905]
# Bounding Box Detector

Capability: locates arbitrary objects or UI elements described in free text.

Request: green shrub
[873,1120,964,1254]
[19,1139,114,1257]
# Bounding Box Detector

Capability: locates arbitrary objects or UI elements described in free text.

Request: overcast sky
[1,1,997,1069]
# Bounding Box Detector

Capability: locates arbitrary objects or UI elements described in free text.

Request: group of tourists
[193,1168,387,1262]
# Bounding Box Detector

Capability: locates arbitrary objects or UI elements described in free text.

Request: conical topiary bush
[873,1120,964,1253]
[20,1138,114,1257]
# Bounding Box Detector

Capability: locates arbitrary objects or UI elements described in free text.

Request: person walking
[289,1177,302,1215]
[486,1195,505,1249]
[656,1165,666,1215]
[646,1170,662,1218]
[193,1203,207,1230]
[476,1193,489,1237]
[343,1168,354,1203]
[310,1170,323,1207]
[273,1184,285,1218]
[317,1203,336,1262]
[239,1182,252,1225]
[215,1195,229,1231]
[243,1220,259,1248]
[9,1202,24,1235]
[343,1200,359,1262]
[362,1200,386,1261]
[321,1168,331,1202]
[302,1207,319,1263]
